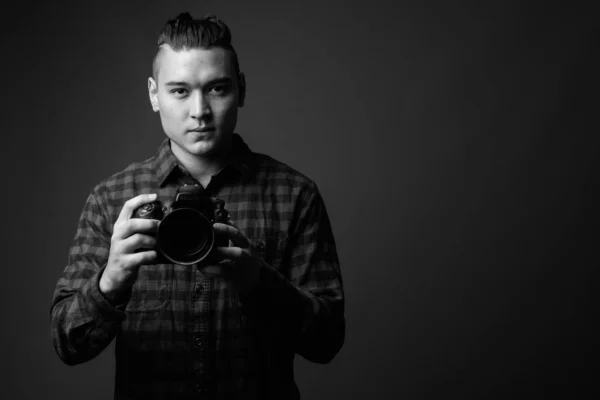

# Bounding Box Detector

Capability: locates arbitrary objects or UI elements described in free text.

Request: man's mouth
[189,127,215,132]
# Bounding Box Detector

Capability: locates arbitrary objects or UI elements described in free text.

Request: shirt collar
[155,133,255,188]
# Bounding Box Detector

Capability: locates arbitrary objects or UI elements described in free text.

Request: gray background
[1,0,598,399]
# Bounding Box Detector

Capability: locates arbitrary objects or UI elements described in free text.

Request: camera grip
[133,200,165,220]
[131,201,167,263]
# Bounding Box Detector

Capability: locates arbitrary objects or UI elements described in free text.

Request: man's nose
[190,92,210,119]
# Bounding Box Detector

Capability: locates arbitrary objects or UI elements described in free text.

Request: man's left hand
[198,222,261,294]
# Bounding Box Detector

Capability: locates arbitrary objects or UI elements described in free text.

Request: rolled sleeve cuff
[81,267,127,322]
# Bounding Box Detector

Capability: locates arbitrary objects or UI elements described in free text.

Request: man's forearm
[295,289,345,364]
[245,261,345,363]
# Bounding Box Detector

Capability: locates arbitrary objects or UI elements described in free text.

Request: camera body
[133,185,229,265]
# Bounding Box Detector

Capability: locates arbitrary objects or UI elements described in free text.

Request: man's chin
[186,137,228,158]
[188,141,214,155]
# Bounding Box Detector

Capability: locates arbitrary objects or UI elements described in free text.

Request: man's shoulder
[251,151,318,194]
[89,153,158,198]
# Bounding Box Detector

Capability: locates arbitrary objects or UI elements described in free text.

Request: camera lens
[157,208,214,265]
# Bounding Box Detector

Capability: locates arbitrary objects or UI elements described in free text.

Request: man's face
[148,45,244,159]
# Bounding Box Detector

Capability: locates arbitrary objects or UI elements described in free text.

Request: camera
[132,184,229,265]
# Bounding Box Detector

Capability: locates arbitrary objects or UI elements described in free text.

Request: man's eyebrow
[164,81,189,86]
[207,77,233,85]
[164,77,233,87]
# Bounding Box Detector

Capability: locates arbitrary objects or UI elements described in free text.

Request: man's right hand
[99,193,160,304]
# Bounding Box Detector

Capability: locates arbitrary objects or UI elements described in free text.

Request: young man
[50,12,345,400]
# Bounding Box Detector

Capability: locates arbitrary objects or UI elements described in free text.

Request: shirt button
[256,241,265,250]
[194,336,202,346]
[195,284,203,294]
[195,383,203,392]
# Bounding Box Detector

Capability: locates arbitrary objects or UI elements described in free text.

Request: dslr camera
[133,184,229,265]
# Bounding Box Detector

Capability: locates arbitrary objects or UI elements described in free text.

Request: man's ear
[148,77,159,112]
[237,72,246,108]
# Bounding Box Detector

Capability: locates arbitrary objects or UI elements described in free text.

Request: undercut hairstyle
[152,12,241,80]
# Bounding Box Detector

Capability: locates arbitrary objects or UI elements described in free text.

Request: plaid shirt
[50,134,345,400]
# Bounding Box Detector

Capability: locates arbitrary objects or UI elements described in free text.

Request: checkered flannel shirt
[50,134,345,399]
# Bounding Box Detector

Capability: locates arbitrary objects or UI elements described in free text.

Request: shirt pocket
[125,264,173,313]
[250,236,288,272]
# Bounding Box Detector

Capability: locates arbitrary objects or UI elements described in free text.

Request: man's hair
[152,12,240,79]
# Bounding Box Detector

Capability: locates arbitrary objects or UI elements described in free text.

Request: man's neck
[170,140,232,188]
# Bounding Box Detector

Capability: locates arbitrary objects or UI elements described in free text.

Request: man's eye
[210,85,226,94]
[171,88,188,96]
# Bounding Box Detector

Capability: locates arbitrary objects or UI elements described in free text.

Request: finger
[116,193,158,225]
[212,223,252,248]
[198,260,235,277]
[120,233,157,254]
[114,218,159,240]
[213,245,246,260]
[225,218,236,227]
[122,250,158,268]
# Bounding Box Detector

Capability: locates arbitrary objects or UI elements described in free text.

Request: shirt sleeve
[50,190,126,365]
[246,184,345,364]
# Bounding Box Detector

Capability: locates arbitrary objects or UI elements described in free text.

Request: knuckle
[138,233,150,245]
[112,222,123,236]
[132,219,147,233]
[108,256,122,271]
[119,218,132,231]
[110,241,123,255]
[129,220,141,234]
[141,234,153,246]
[123,197,136,211]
